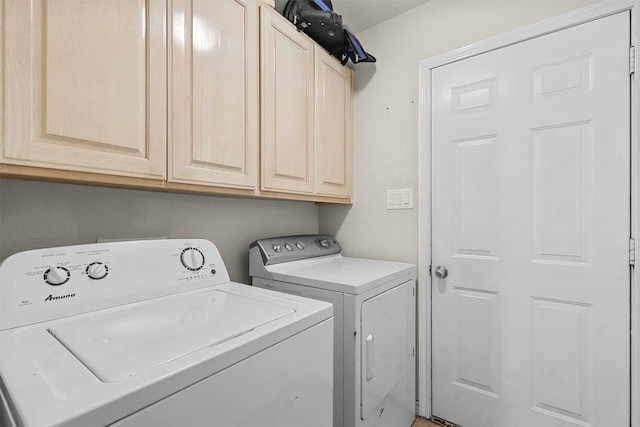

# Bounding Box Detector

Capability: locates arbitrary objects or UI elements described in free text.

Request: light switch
[386,188,414,210]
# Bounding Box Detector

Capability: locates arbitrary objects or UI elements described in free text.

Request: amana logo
[44,293,76,302]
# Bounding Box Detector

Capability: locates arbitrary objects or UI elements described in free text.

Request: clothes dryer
[0,239,333,427]
[249,235,416,427]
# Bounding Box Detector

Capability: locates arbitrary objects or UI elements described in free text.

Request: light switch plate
[387,188,413,210]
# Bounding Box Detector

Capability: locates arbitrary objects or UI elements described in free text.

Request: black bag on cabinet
[282,0,376,65]
[283,0,345,57]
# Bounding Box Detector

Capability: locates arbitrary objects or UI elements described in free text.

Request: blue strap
[312,0,331,12]
[347,33,366,59]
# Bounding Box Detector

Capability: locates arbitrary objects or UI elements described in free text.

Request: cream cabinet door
[170,0,258,189]
[260,6,315,195]
[2,0,166,179]
[315,49,352,198]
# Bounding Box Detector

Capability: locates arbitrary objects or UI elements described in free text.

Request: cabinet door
[260,6,315,194]
[315,49,353,198]
[2,0,166,179]
[170,0,258,189]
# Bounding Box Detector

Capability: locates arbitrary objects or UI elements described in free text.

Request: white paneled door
[431,12,631,427]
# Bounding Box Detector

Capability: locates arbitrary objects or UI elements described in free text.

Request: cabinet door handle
[366,334,375,381]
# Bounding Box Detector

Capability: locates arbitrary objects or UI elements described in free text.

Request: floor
[412,417,442,427]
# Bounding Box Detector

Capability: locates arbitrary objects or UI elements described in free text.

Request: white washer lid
[265,255,416,295]
[48,289,294,382]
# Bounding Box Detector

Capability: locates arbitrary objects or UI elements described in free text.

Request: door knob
[434,265,448,278]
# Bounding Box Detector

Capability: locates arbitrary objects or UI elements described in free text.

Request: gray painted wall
[0,179,319,283]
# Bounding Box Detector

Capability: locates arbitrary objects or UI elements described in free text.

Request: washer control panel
[0,239,230,330]
[250,234,342,266]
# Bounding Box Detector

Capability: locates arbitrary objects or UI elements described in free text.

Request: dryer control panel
[0,239,230,330]
[250,234,342,266]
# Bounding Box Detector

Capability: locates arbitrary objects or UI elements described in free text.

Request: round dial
[318,238,330,248]
[44,266,70,286]
[181,247,205,271]
[86,262,109,280]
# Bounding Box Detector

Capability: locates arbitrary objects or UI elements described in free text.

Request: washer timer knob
[86,262,109,280]
[44,266,70,286]
[181,247,205,271]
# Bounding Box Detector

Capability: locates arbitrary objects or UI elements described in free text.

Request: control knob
[44,266,70,286]
[181,247,205,271]
[318,238,330,248]
[86,262,109,280]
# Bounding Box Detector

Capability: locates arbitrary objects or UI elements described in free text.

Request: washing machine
[249,234,416,427]
[0,239,333,427]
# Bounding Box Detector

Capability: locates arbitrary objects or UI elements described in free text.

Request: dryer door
[360,280,413,420]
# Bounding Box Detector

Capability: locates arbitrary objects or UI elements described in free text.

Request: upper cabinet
[260,5,315,195]
[1,0,167,179]
[170,0,259,189]
[314,48,353,198]
[1,1,352,203]
[260,7,353,200]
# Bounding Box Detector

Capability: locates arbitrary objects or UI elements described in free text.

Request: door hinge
[630,238,636,266]
[630,46,636,75]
